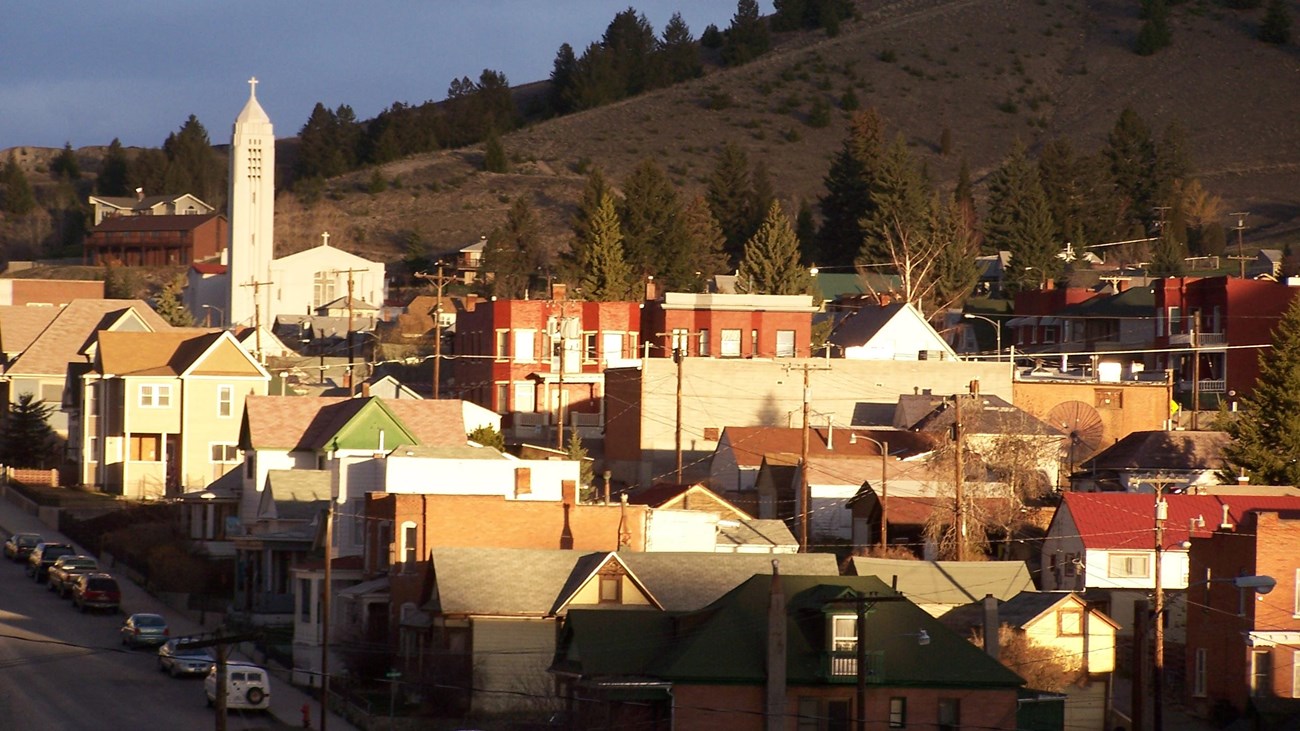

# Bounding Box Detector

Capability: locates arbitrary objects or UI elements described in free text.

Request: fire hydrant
[301,702,312,728]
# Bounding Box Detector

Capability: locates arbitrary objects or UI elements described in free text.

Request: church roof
[236,82,271,124]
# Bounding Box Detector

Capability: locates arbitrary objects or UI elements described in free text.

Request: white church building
[187,79,386,337]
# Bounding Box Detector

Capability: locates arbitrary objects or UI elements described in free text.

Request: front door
[165,434,181,495]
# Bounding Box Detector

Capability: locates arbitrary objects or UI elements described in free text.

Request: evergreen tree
[817,109,886,267]
[162,115,224,205]
[860,133,932,265]
[483,129,509,173]
[0,394,57,468]
[571,168,615,246]
[1136,0,1172,55]
[467,425,506,450]
[1224,295,1300,485]
[153,276,195,326]
[1148,225,1186,276]
[1105,107,1159,235]
[568,43,623,110]
[737,201,814,296]
[296,103,350,181]
[127,147,168,196]
[1037,138,1121,249]
[707,143,756,264]
[0,154,36,216]
[481,198,540,299]
[680,195,731,290]
[603,8,660,95]
[1261,0,1292,43]
[985,141,1060,293]
[51,143,80,181]
[722,0,771,66]
[659,13,702,83]
[749,159,777,239]
[930,197,982,314]
[565,428,596,501]
[619,159,686,279]
[574,192,634,301]
[97,138,130,196]
[549,43,579,115]
[794,198,818,264]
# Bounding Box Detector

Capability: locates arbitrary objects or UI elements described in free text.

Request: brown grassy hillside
[9,0,1300,268]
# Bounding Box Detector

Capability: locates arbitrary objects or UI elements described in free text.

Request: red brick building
[85,213,228,266]
[1153,276,1300,406]
[1186,509,1300,724]
[641,291,818,359]
[452,287,641,440]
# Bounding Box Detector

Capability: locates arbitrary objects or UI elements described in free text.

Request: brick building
[640,290,818,359]
[452,287,641,442]
[85,213,228,266]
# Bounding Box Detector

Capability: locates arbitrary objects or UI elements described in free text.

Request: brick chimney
[551,282,567,301]
[982,594,1000,660]
[765,560,786,731]
[561,479,576,507]
[644,276,658,302]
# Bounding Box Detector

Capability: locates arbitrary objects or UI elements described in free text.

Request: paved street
[0,489,357,730]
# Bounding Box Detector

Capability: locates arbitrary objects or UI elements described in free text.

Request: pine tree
[1106,107,1159,233]
[680,196,731,291]
[659,13,702,84]
[1261,0,1292,43]
[483,129,509,173]
[1148,226,1186,276]
[549,43,579,115]
[575,192,634,301]
[571,168,615,246]
[467,425,506,451]
[1,394,57,468]
[1224,295,1300,485]
[481,198,540,299]
[566,428,596,501]
[0,154,36,217]
[722,0,772,66]
[817,109,886,267]
[51,143,80,181]
[737,201,814,296]
[295,103,349,181]
[97,138,130,196]
[985,141,1060,293]
[1136,0,1172,55]
[602,8,660,95]
[153,276,195,327]
[930,198,982,313]
[860,134,932,265]
[1038,138,1121,249]
[706,143,756,264]
[619,159,684,278]
[162,115,224,205]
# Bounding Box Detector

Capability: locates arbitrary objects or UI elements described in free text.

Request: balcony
[1168,332,1227,346]
[823,650,882,682]
[1176,378,1226,394]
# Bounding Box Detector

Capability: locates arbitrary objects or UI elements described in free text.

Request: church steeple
[236,77,271,125]
[227,77,276,329]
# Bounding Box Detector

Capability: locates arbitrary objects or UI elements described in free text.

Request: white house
[827,301,958,361]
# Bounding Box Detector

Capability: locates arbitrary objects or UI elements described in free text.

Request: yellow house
[941,590,1119,731]
[79,329,269,498]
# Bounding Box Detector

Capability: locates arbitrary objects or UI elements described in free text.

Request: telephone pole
[952,393,967,561]
[787,362,830,552]
[415,264,456,399]
[1153,485,1167,731]
[675,344,684,483]
[333,266,369,396]
[1230,212,1250,278]
[238,278,274,364]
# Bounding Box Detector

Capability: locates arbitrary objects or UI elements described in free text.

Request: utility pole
[239,278,274,364]
[1190,316,1201,431]
[1230,212,1250,278]
[414,264,455,399]
[879,439,888,549]
[321,461,336,731]
[789,362,830,551]
[952,394,967,561]
[1153,486,1167,731]
[333,266,368,396]
[675,344,684,483]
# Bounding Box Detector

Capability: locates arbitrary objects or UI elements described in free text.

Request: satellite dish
[1048,400,1105,472]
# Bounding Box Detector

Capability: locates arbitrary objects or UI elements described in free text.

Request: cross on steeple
[248,77,258,96]
[321,231,330,247]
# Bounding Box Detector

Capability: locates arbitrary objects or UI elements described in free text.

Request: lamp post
[202,303,226,328]
[850,433,889,549]
[962,313,1002,362]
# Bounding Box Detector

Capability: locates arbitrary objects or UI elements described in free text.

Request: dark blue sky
[1,1,762,150]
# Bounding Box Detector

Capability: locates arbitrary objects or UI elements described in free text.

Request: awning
[339,576,390,600]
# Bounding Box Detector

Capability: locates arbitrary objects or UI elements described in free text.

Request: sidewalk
[0,487,358,731]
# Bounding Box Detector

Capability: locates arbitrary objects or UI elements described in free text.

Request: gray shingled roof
[261,470,330,521]
[716,519,797,550]
[846,556,1034,606]
[1080,430,1230,472]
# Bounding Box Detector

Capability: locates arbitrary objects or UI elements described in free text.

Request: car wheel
[245,687,265,705]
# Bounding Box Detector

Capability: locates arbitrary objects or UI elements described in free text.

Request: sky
[1,2,766,151]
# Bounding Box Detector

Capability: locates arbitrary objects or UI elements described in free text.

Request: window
[889,697,907,728]
[495,383,510,411]
[139,384,171,408]
[217,385,234,418]
[512,382,536,412]
[1062,553,1078,579]
[698,329,710,357]
[1058,608,1083,636]
[130,434,161,461]
[671,328,690,356]
[832,615,857,653]
[1095,389,1123,409]
[210,444,240,463]
[599,573,622,603]
[1168,306,1183,335]
[1043,327,1058,344]
[1293,650,1300,698]
[495,331,510,359]
[584,333,597,361]
[514,330,535,363]
[1252,650,1272,697]
[40,383,63,405]
[1108,553,1150,578]
[751,329,758,356]
[245,452,255,478]
[721,329,742,357]
[776,330,796,358]
[937,698,960,731]
[312,271,336,308]
[602,332,623,363]
[401,522,418,568]
[300,579,311,621]
[1193,648,1208,697]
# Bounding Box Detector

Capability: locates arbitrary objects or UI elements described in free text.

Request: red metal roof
[1062,492,1300,550]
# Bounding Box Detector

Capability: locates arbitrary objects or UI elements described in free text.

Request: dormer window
[598,565,624,604]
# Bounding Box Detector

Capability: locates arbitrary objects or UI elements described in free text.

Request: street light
[850,433,889,549]
[201,303,226,328]
[962,313,1002,362]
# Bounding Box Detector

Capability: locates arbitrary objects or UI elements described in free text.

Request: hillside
[8,0,1300,270]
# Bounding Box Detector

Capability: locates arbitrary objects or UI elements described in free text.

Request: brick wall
[7,468,58,487]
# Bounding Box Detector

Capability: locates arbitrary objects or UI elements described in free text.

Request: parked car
[205,662,270,711]
[158,638,215,678]
[3,532,42,562]
[47,555,99,597]
[120,612,169,648]
[70,572,121,613]
[26,542,75,582]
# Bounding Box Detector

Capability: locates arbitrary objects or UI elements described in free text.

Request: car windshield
[88,578,118,591]
[64,559,96,569]
[46,546,74,557]
[134,615,166,627]
[174,644,210,657]
[18,536,39,546]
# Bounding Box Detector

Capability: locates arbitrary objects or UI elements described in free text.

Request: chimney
[969,379,980,397]
[878,293,892,306]
[1237,474,1250,485]
[361,382,371,398]
[644,276,658,302]
[982,594,1000,660]
[561,479,576,507]
[135,187,144,201]
[551,282,567,301]
[1220,504,1234,530]
[765,560,787,731]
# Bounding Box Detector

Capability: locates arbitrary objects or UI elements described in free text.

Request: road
[0,555,283,731]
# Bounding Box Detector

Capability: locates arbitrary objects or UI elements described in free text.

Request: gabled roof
[258,470,330,521]
[716,519,797,550]
[1080,430,1230,472]
[0,306,61,356]
[89,192,211,212]
[1057,284,1154,318]
[940,591,1120,634]
[1056,492,1300,551]
[558,574,1025,688]
[91,213,221,233]
[828,302,908,345]
[903,394,1062,438]
[6,299,170,376]
[241,396,468,452]
[627,483,752,520]
[719,426,934,470]
[96,330,265,378]
[318,295,379,312]
[845,556,1035,606]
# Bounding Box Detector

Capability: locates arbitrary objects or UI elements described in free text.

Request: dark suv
[47,555,99,598]
[71,573,121,613]
[27,542,75,582]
